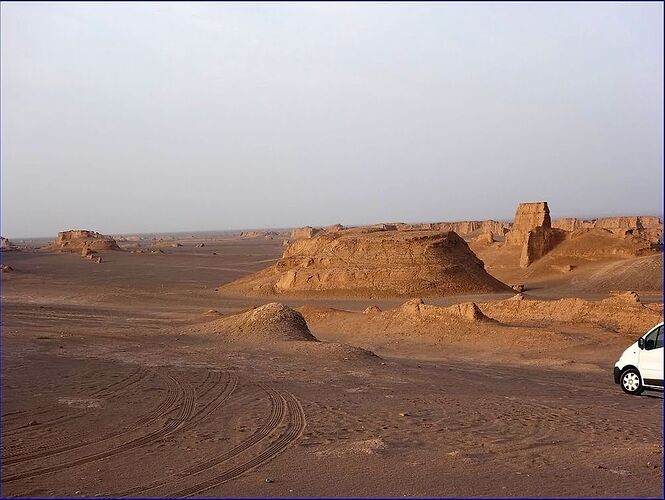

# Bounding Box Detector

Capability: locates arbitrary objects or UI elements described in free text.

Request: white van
[614,322,664,395]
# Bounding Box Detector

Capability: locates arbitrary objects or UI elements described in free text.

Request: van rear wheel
[620,369,643,395]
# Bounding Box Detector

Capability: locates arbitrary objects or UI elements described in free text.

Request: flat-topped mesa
[506,202,551,246]
[221,229,511,297]
[46,230,121,253]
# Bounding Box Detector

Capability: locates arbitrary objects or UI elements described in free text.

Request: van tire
[620,368,644,395]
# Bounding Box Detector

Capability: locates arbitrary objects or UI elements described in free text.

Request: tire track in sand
[3,367,146,432]
[117,383,285,497]
[2,371,196,483]
[169,389,305,498]
[3,368,182,464]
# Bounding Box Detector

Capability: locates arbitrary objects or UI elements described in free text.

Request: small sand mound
[211,303,318,342]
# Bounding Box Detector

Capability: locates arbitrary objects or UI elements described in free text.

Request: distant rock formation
[506,202,551,246]
[240,231,280,239]
[394,220,510,237]
[551,218,595,232]
[553,216,662,243]
[221,229,511,297]
[291,220,510,241]
[45,230,121,253]
[291,226,321,240]
[370,223,398,231]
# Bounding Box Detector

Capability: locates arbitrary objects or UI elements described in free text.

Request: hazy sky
[2,2,663,238]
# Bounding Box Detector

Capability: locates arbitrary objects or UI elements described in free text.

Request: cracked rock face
[221,229,510,297]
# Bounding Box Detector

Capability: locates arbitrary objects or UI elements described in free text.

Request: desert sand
[1,204,663,498]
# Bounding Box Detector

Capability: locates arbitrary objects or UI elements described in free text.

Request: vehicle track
[169,389,306,498]
[2,366,152,452]
[181,372,238,432]
[3,372,196,483]
[2,369,178,464]
[118,384,285,497]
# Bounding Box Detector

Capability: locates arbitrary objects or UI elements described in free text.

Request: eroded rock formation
[221,229,511,297]
[45,230,121,253]
[506,202,551,246]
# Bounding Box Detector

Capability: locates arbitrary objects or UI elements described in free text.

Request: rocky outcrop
[520,227,568,268]
[221,229,511,297]
[45,230,121,253]
[506,202,551,246]
[291,226,321,240]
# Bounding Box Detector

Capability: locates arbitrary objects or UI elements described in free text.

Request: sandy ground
[1,238,663,498]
